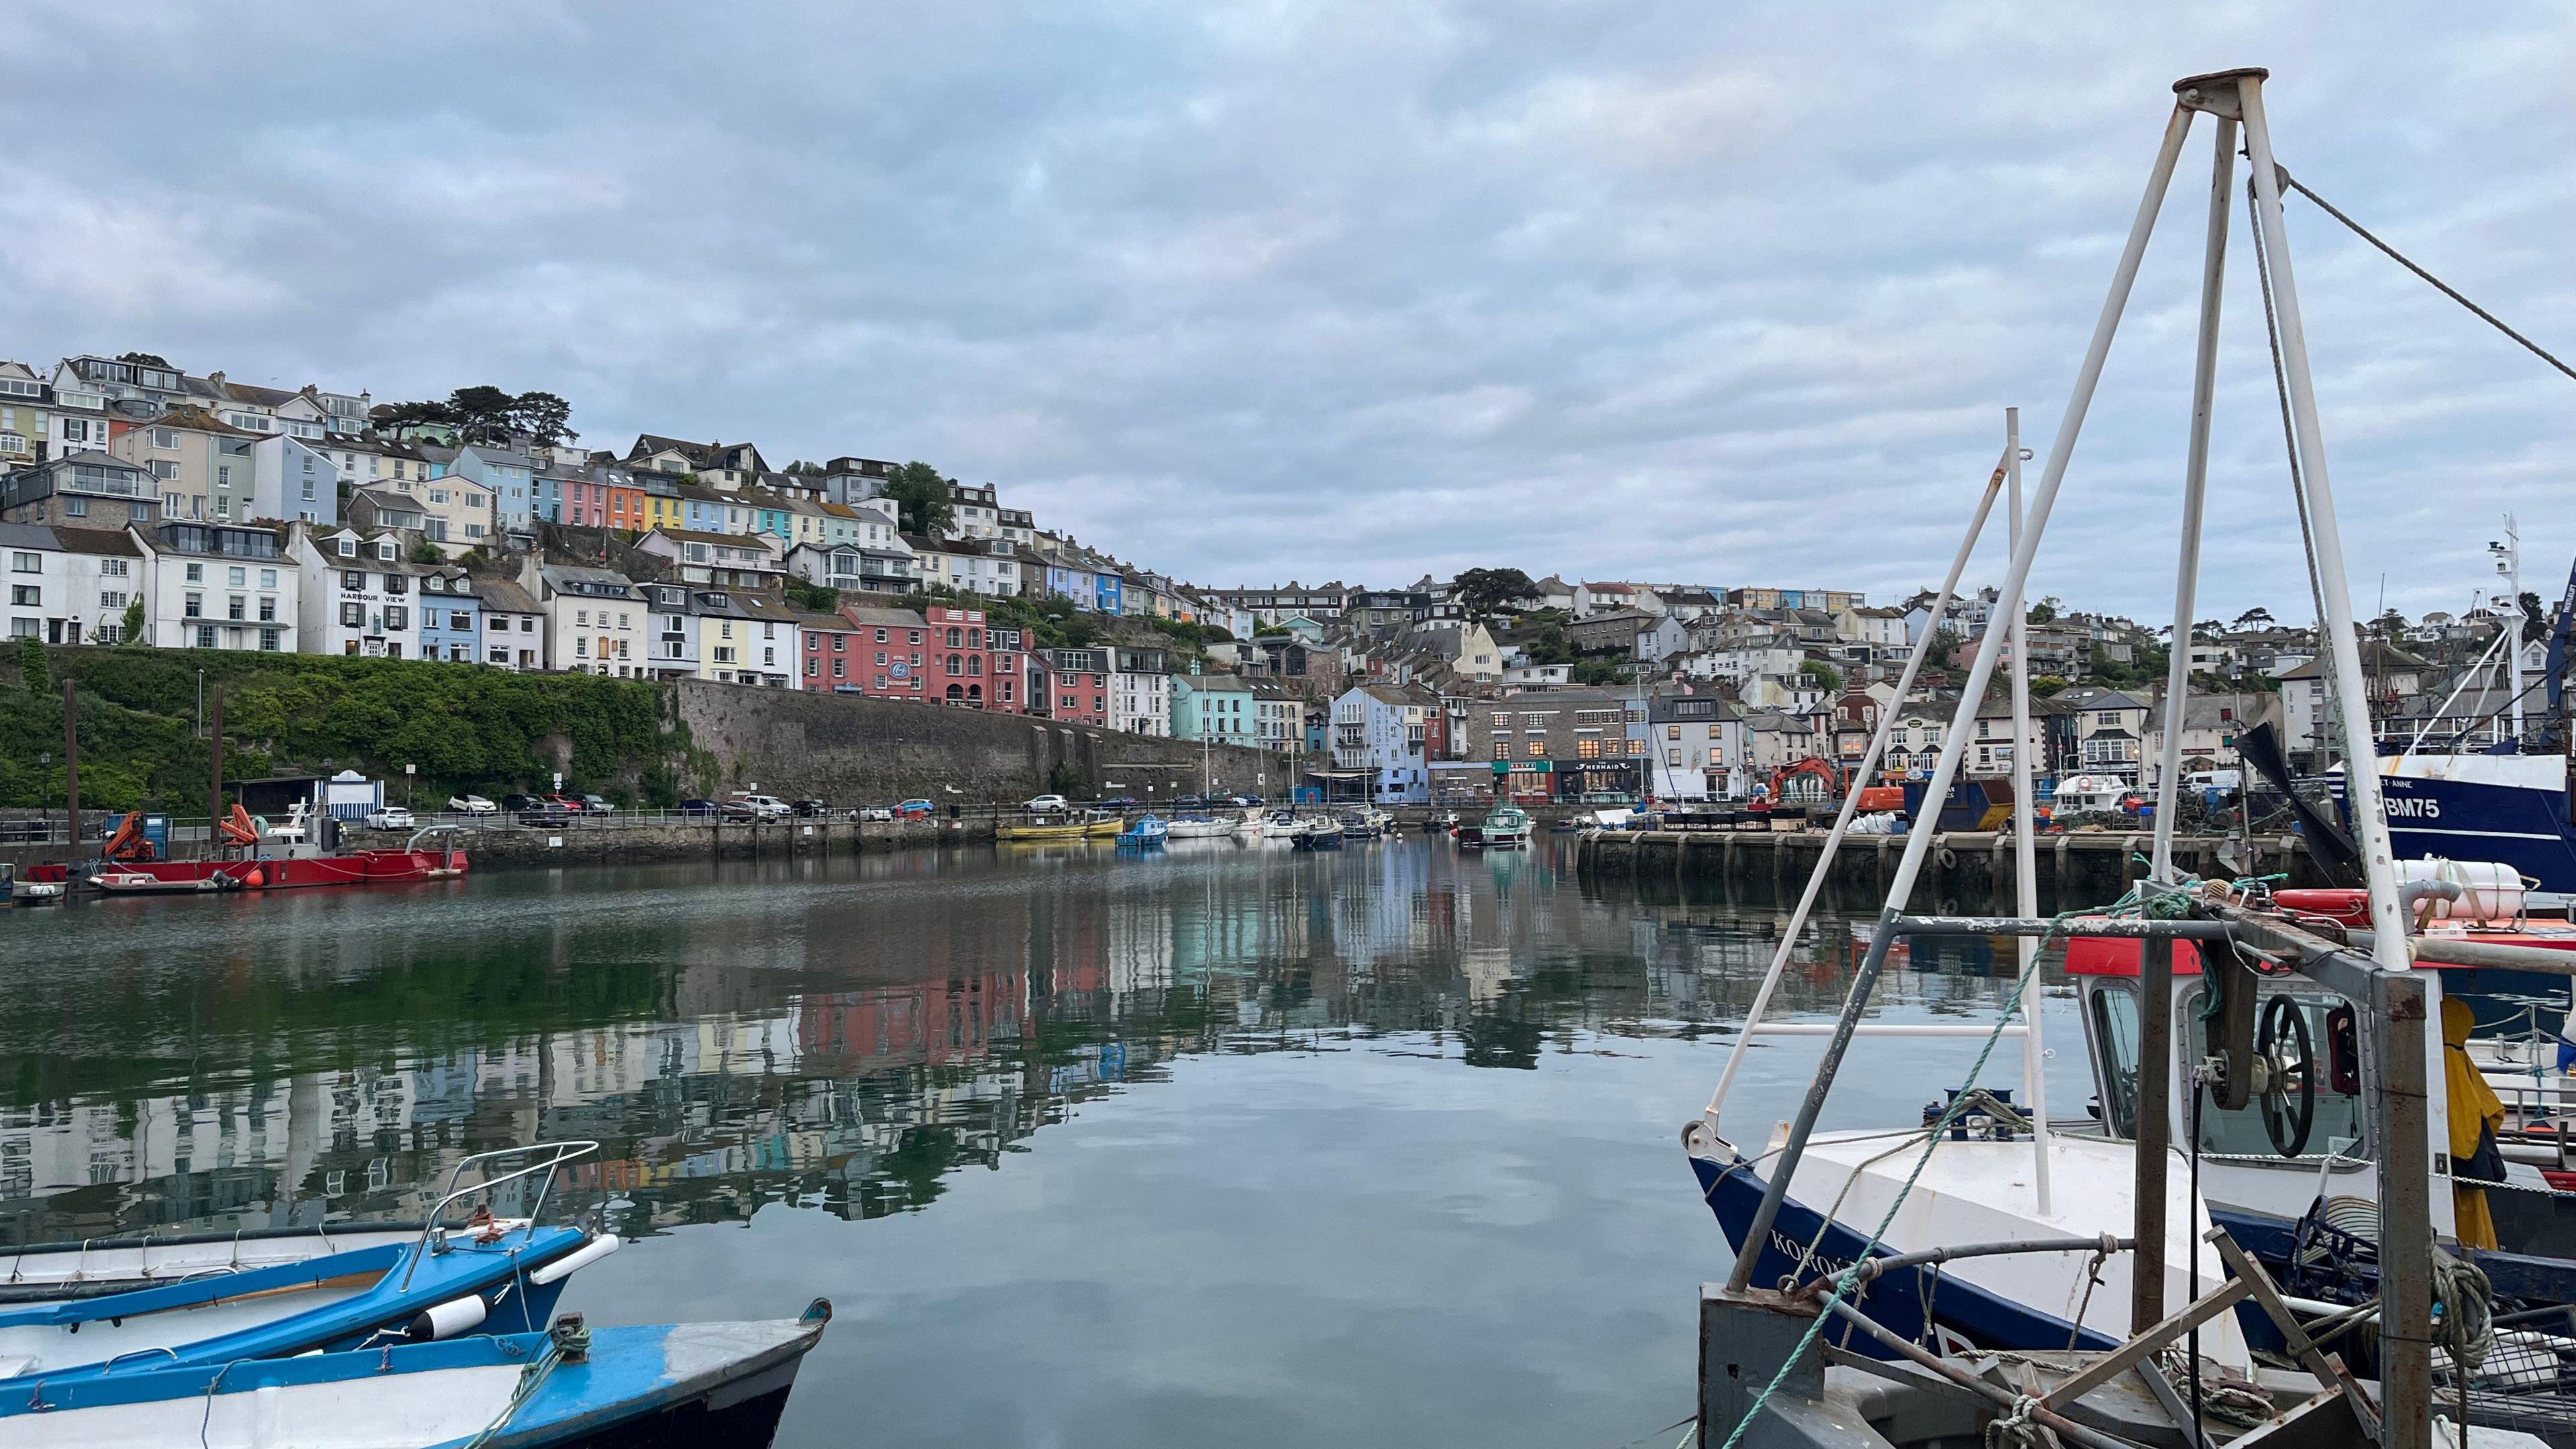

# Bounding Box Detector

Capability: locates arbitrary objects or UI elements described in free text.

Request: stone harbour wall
[672,680,1292,805]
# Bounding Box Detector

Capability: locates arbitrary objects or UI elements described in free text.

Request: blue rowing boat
[0,1302,833,1448]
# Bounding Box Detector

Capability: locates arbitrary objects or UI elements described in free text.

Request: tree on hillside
[1925,627,1964,667]
[374,386,578,445]
[1799,658,1842,692]
[2028,596,2059,623]
[882,462,957,537]
[120,597,147,645]
[2233,606,2275,630]
[506,391,577,445]
[1454,567,1538,619]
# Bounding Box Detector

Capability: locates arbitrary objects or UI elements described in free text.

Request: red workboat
[25,810,467,896]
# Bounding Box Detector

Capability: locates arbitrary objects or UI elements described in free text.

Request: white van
[2182,769,2243,792]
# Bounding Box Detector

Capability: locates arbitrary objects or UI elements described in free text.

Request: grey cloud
[0,1,2567,615]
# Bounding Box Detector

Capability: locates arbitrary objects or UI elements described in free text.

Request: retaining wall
[673,680,1287,804]
[1574,828,2326,907]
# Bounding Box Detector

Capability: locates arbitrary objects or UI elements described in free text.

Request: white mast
[2494,514,2525,745]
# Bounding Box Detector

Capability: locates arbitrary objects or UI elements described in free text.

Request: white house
[2,522,144,645]
[529,564,643,677]
[1109,646,1171,736]
[133,521,298,652]
[289,523,423,659]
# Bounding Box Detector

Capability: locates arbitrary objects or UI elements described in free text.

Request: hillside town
[0,351,2543,810]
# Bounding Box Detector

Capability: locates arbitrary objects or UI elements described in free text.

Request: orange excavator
[1754,757,1843,809]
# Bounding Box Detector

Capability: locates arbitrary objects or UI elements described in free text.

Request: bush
[16,637,46,693]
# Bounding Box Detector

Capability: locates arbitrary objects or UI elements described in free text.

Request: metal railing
[400,1140,599,1289]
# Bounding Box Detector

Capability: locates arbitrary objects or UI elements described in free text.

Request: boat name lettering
[2381,796,2441,819]
[1767,1229,1855,1285]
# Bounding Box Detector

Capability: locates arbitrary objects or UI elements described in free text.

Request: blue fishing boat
[1116,813,1169,849]
[0,1302,832,1448]
[0,1142,612,1381]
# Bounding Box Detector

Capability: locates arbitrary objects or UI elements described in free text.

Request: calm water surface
[0,837,2094,1447]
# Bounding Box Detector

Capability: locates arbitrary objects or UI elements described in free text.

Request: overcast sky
[3,3,2567,619]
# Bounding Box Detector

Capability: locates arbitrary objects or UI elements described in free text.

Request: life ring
[242,866,264,889]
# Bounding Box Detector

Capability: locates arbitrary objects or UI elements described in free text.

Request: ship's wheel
[2257,996,2316,1158]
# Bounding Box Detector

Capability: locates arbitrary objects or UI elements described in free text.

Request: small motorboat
[1475,806,1532,849]
[1116,814,1169,849]
[1336,810,1380,841]
[996,810,1121,843]
[1254,809,1304,840]
[1289,817,1343,850]
[0,1301,833,1448]
[90,868,243,895]
[1165,812,1233,840]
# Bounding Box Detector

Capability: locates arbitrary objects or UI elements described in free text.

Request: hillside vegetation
[1,646,682,812]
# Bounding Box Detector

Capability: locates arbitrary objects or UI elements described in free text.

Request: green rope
[462,1321,590,1449]
[1719,891,2196,1449]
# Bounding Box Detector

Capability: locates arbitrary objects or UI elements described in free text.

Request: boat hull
[0,1312,828,1449]
[1690,1150,2118,1360]
[2337,763,2576,894]
[32,850,470,894]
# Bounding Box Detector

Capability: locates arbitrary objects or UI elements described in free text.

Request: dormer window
[337,537,356,557]
[376,541,395,561]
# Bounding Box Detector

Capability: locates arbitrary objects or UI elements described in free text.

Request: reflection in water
[0,840,2035,1247]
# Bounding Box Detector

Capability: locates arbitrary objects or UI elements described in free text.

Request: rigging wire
[2276,165,2576,384]
[2247,175,2333,644]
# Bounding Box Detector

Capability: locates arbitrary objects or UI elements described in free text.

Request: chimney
[208,370,225,386]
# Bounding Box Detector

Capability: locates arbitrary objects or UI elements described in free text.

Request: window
[227,566,246,586]
[806,658,819,677]
[63,497,87,517]
[150,427,177,449]
[260,628,280,651]
[341,602,365,628]
[99,590,126,608]
[451,610,470,630]
[7,586,35,606]
[196,625,216,648]
[152,460,181,481]
[227,596,246,621]
[5,551,35,573]
[183,592,203,618]
[1525,740,1546,757]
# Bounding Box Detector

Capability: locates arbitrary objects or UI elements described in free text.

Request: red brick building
[839,605,931,700]
[797,610,860,690]
[1039,647,1111,727]
[921,604,1021,710]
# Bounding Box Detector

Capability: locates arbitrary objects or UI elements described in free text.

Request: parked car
[518,805,574,828]
[791,799,830,818]
[894,799,935,818]
[364,806,415,831]
[578,794,616,814]
[724,792,791,821]
[500,794,540,812]
[855,806,894,822]
[1095,796,1138,811]
[447,794,497,816]
[1023,794,1070,813]
[541,793,587,813]
[679,798,720,817]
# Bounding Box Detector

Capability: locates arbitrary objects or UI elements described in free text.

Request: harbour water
[0,839,2095,1448]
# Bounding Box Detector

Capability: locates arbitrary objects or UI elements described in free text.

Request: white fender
[407,1292,488,1341]
[528,1232,621,1286]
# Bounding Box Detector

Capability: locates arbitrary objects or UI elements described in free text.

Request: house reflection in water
[0,843,2023,1245]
